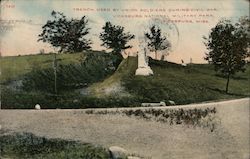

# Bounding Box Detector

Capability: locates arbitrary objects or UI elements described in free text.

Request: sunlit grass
[0,53,83,83]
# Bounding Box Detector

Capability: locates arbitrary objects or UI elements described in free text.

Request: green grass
[0,53,249,108]
[0,132,109,159]
[88,56,138,97]
[0,53,83,83]
[21,52,120,93]
[91,57,250,104]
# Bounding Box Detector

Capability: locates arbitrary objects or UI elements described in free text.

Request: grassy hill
[88,56,138,97]
[0,53,83,83]
[89,56,250,105]
[0,53,249,108]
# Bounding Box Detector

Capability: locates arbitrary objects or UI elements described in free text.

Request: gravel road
[0,98,249,159]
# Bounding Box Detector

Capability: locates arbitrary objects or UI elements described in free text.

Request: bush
[79,96,140,108]
[86,107,218,132]
[22,52,122,93]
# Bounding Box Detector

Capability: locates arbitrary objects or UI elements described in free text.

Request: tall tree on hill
[99,22,135,59]
[145,25,171,60]
[38,11,92,95]
[38,11,91,53]
[204,18,249,93]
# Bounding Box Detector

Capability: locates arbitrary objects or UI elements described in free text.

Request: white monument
[135,47,153,76]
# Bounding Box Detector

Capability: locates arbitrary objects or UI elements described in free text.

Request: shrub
[86,107,218,131]
[22,52,122,93]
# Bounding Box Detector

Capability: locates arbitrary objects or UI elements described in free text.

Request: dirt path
[0,98,249,159]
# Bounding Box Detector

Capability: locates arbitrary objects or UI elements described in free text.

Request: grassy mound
[0,53,83,83]
[22,52,121,93]
[88,56,138,97]
[0,132,109,159]
[1,52,135,109]
[90,57,250,105]
[0,52,249,108]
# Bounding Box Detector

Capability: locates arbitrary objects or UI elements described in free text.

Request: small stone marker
[181,59,187,67]
[141,101,166,107]
[35,104,41,110]
[128,157,141,159]
[109,146,127,159]
[181,63,187,67]
[168,100,176,105]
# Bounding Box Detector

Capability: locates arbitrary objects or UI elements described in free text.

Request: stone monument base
[135,66,153,76]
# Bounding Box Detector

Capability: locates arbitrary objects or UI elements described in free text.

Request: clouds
[1,2,52,56]
[1,0,249,63]
[1,23,52,56]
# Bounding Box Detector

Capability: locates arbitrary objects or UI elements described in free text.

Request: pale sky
[0,0,249,63]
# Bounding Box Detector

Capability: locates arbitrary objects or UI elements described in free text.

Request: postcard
[0,0,249,159]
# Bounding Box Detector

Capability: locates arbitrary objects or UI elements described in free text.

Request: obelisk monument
[135,43,153,76]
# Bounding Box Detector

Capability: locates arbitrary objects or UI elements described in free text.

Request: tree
[38,11,92,95]
[99,22,135,58]
[145,25,171,60]
[38,11,91,53]
[204,19,249,93]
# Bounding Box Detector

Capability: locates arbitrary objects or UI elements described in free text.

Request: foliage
[0,132,109,159]
[145,25,171,59]
[99,22,135,56]
[22,52,121,93]
[1,87,139,109]
[203,19,250,93]
[38,11,91,53]
[79,96,140,108]
[238,16,250,37]
[85,107,218,132]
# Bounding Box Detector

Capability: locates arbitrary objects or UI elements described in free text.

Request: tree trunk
[53,53,57,95]
[225,73,230,93]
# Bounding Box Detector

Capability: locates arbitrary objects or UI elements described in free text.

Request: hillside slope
[1,53,249,108]
[87,56,138,97]
[88,56,250,105]
[0,53,83,83]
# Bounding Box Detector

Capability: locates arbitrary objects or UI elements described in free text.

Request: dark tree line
[38,11,171,59]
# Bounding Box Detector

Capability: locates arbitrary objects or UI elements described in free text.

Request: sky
[0,0,249,63]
